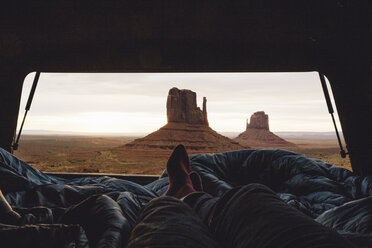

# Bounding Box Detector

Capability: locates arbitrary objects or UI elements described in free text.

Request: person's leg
[128,145,217,248]
[0,189,21,224]
[164,145,198,198]
[0,189,53,225]
[156,145,355,247]
[184,184,356,248]
[127,196,218,248]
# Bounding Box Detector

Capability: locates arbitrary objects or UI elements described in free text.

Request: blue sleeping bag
[1,148,372,247]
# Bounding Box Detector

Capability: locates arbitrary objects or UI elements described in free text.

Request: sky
[18,72,341,134]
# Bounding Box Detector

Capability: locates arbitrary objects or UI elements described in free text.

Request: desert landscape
[13,88,351,175]
[13,134,351,175]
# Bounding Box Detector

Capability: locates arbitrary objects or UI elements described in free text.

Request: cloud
[20,72,340,133]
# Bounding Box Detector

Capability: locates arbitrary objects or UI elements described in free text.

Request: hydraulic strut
[318,72,347,158]
[12,72,41,151]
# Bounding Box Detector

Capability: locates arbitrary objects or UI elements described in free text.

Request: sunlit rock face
[235,111,296,148]
[167,87,208,125]
[247,111,269,130]
[124,87,242,153]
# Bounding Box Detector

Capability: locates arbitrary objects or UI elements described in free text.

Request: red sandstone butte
[234,111,296,148]
[125,87,242,153]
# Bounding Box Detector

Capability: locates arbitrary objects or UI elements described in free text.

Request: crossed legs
[128,145,355,248]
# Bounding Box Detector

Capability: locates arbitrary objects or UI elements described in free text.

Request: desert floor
[14,135,352,175]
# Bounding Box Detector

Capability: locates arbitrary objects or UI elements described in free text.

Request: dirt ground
[286,139,351,171]
[13,135,352,175]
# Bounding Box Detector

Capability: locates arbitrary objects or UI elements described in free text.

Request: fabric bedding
[0,147,371,247]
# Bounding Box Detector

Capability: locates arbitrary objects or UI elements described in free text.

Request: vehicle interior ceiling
[1,1,371,178]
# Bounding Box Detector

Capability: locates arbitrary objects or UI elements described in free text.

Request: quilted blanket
[0,148,371,247]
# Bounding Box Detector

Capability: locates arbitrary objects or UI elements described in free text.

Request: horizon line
[19,129,343,135]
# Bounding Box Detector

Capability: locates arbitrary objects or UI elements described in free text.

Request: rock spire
[125,88,242,153]
[167,87,208,125]
[246,111,269,130]
[234,111,295,148]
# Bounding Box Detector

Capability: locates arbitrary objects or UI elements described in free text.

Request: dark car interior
[1,1,371,176]
[0,1,371,247]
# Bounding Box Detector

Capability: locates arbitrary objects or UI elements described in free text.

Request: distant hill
[275,132,343,140]
[21,130,145,137]
[233,111,295,148]
[123,122,242,152]
[221,131,342,140]
[22,130,343,140]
